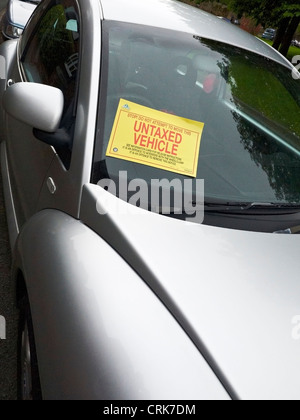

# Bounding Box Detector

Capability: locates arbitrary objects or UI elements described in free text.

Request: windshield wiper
[204,201,300,215]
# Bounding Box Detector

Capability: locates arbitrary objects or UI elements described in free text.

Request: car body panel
[14,208,230,400]
[80,184,300,400]
[0,39,18,140]
[100,0,290,69]
[0,39,46,238]
[0,141,19,248]
[0,32,55,228]
[4,77,56,225]
[33,0,102,224]
[1,0,103,249]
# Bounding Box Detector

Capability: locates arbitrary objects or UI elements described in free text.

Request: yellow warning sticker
[106,99,205,177]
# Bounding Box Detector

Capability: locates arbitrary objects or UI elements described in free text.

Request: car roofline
[99,0,291,69]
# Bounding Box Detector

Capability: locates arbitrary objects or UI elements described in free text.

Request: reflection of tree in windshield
[200,38,300,203]
[38,5,75,75]
[216,57,230,83]
[232,111,300,203]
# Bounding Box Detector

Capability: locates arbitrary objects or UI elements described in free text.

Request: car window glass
[21,0,80,168]
[94,22,300,209]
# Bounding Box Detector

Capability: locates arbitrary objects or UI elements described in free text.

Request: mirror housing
[3,82,64,133]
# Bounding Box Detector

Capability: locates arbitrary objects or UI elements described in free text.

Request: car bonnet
[81,184,300,400]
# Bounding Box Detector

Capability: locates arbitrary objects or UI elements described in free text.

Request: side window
[21,0,80,167]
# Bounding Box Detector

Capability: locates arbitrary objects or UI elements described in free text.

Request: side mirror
[3,82,64,133]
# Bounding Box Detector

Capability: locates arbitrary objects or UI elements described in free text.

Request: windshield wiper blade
[244,202,300,211]
[204,201,300,214]
[204,202,246,212]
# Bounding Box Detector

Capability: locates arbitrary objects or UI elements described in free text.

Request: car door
[4,0,80,228]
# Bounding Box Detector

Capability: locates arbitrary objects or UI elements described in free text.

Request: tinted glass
[93,22,300,207]
[21,0,80,114]
[20,0,80,167]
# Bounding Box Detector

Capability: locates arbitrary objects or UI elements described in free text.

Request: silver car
[262,28,276,40]
[1,0,300,401]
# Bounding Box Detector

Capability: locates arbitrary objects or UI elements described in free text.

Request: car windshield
[93,21,300,211]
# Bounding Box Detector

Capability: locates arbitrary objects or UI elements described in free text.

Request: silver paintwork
[3,83,64,132]
[100,0,292,69]
[0,0,299,400]
[0,142,18,248]
[82,185,300,400]
[16,209,230,400]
